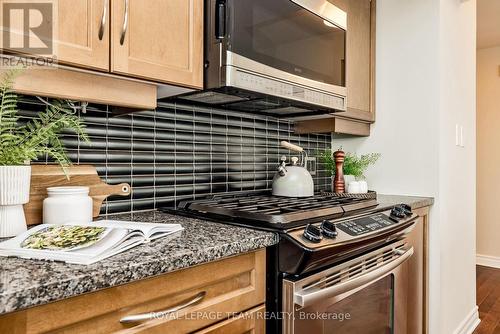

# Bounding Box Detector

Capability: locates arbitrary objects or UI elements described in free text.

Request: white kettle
[272,141,314,197]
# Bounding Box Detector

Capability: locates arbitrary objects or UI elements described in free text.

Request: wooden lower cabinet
[0,249,266,334]
[195,305,265,334]
[407,207,429,334]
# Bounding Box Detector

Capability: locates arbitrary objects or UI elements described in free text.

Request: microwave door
[226,0,347,89]
[290,0,347,30]
[199,0,348,115]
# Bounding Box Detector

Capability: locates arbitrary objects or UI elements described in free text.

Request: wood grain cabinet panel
[408,207,430,334]
[195,305,266,334]
[56,0,110,70]
[295,0,375,135]
[111,0,203,88]
[1,0,200,107]
[0,250,266,334]
[328,0,374,121]
[0,0,110,70]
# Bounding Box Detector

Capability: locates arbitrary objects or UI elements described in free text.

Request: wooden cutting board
[23,165,131,226]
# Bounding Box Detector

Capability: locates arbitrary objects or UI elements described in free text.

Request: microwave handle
[294,246,414,308]
[215,0,226,39]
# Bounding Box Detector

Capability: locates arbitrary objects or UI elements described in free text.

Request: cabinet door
[406,209,428,334]
[0,250,266,334]
[0,0,110,70]
[328,0,375,121]
[57,0,110,70]
[111,0,203,88]
[195,305,266,334]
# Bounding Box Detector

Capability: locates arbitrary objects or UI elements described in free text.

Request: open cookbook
[0,220,183,265]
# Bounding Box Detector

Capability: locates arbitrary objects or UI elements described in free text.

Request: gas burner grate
[176,193,379,228]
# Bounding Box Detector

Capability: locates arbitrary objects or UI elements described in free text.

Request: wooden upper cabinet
[295,0,375,135]
[328,0,375,121]
[111,0,203,89]
[56,0,110,70]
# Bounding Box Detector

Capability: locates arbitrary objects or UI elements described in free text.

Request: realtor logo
[1,0,57,67]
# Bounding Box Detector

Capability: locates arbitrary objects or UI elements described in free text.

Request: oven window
[295,275,394,334]
[227,0,346,87]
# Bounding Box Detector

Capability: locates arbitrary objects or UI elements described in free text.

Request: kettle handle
[281,141,303,153]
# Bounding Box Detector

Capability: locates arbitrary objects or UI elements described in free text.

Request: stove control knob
[303,224,322,243]
[390,207,406,219]
[400,204,413,216]
[321,220,338,238]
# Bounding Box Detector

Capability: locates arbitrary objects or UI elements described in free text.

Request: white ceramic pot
[346,179,368,194]
[43,186,93,225]
[347,181,361,194]
[343,175,356,186]
[0,165,31,237]
[358,180,368,193]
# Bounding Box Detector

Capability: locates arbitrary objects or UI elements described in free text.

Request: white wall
[438,1,477,333]
[334,0,477,333]
[476,46,500,262]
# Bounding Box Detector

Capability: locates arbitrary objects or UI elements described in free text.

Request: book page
[0,220,183,264]
[93,220,183,239]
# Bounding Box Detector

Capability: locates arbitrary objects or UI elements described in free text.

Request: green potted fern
[0,71,89,237]
[342,152,381,182]
[318,149,380,192]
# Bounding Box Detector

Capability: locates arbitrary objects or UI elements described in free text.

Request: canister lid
[46,186,90,196]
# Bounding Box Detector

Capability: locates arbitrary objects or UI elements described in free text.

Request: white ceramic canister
[347,181,361,194]
[43,186,93,225]
[358,180,369,193]
[343,175,356,186]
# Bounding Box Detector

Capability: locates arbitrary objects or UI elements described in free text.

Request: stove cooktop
[162,192,418,275]
[174,193,379,229]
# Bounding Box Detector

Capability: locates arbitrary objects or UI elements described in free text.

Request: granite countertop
[0,194,433,316]
[377,194,434,210]
[0,211,278,315]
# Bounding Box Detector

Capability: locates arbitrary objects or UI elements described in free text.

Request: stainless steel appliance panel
[227,0,346,87]
[196,0,348,116]
[283,241,412,334]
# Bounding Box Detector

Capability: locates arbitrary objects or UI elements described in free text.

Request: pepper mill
[333,150,345,193]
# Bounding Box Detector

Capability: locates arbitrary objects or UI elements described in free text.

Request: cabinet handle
[119,0,129,45]
[98,0,108,40]
[119,291,206,323]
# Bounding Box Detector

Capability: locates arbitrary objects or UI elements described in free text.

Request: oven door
[282,241,413,334]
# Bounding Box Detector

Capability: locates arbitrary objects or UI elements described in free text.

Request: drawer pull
[119,291,206,323]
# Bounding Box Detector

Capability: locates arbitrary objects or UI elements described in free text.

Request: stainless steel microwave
[177,0,347,119]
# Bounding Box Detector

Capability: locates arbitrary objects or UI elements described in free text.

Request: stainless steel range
[162,193,418,334]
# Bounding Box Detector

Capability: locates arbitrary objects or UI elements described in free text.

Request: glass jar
[43,186,93,224]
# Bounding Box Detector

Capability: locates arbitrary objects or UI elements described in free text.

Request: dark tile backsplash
[19,97,332,214]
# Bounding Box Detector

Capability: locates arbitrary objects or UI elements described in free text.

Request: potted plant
[0,71,89,237]
[319,149,380,192]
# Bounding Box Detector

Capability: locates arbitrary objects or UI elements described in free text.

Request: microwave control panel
[230,69,346,110]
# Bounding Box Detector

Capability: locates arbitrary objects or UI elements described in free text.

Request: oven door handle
[294,246,414,308]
